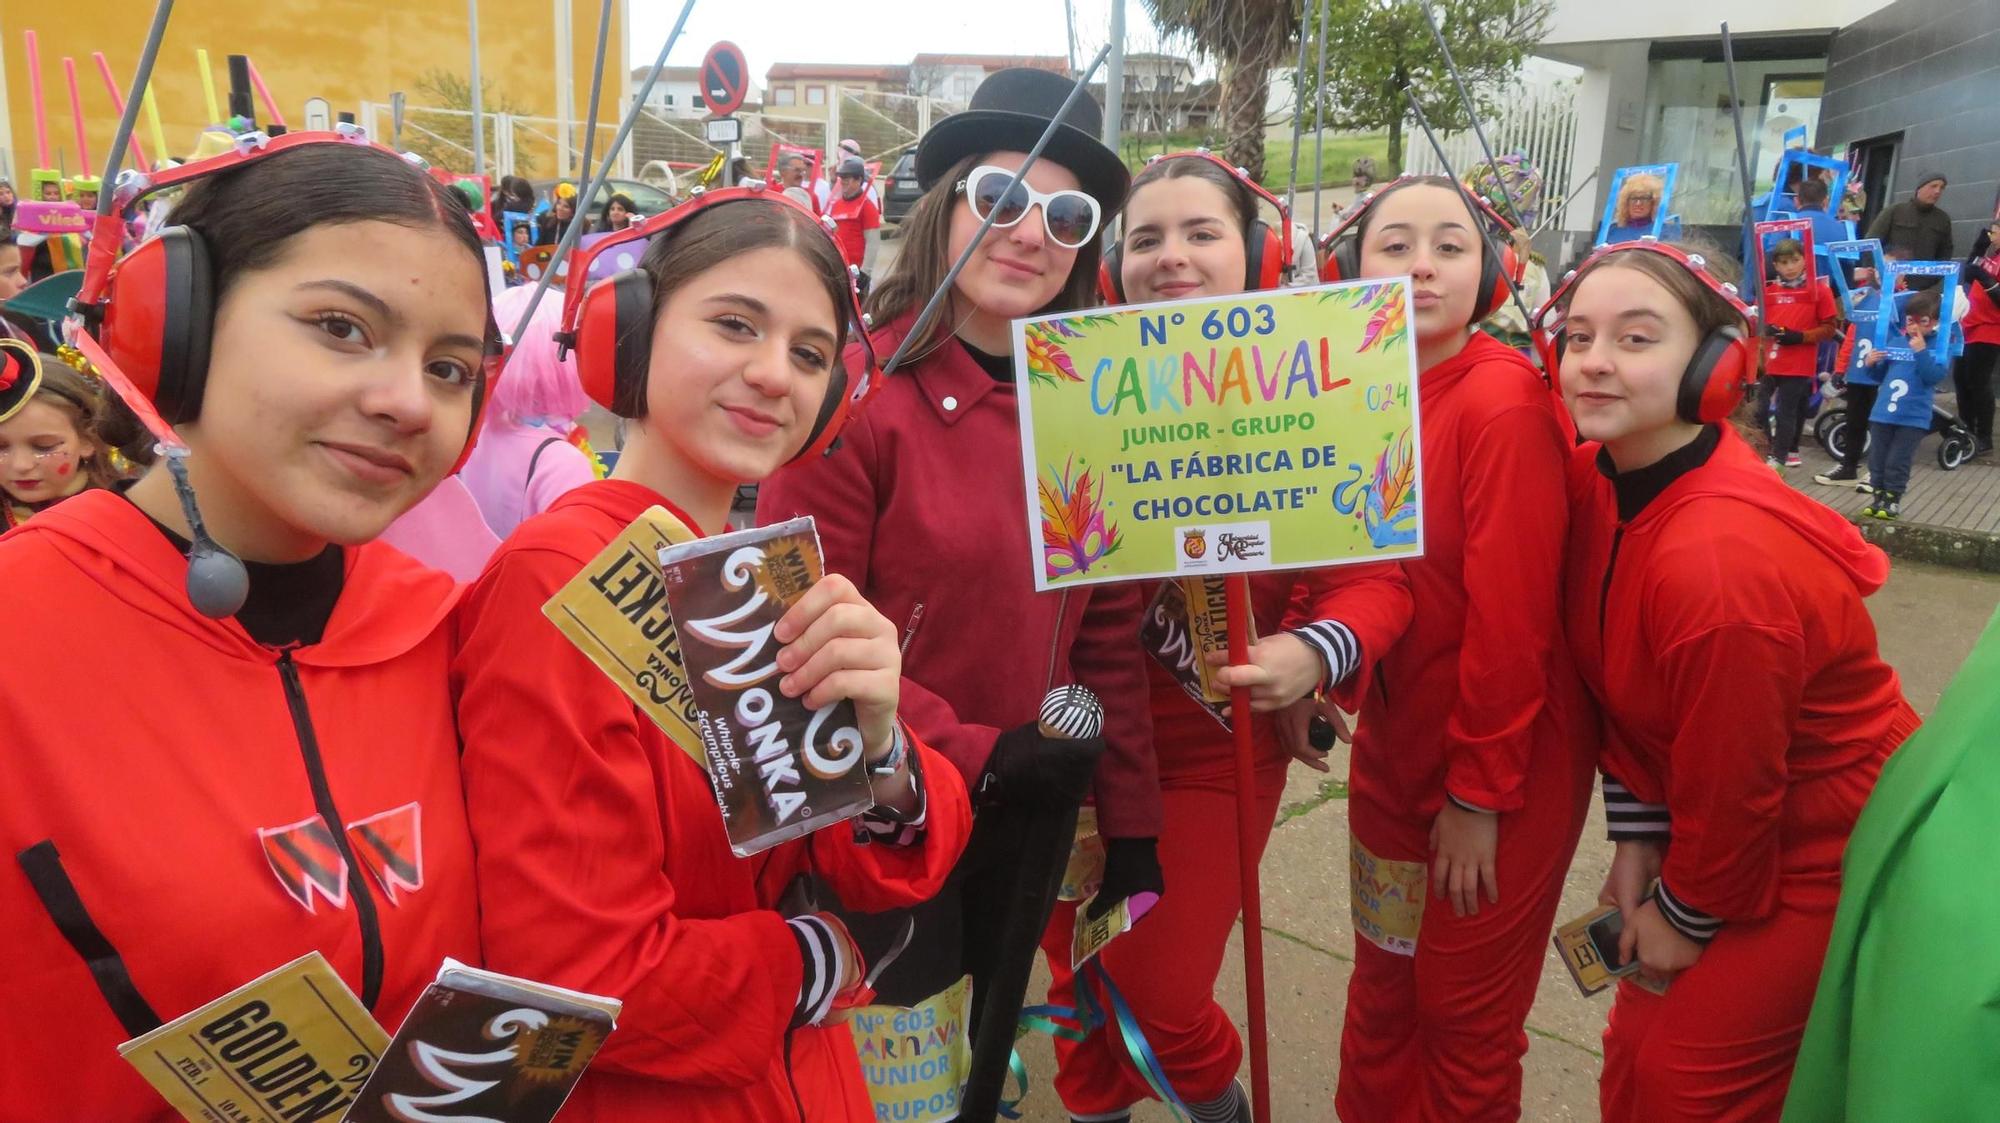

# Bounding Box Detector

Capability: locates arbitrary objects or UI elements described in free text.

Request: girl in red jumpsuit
[1034,151,1414,1123]
[1322,177,1597,1122]
[1542,241,1918,1122]
[0,138,492,1116]
[453,188,971,1121]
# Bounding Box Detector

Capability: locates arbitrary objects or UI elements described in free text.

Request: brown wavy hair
[867,153,1105,363]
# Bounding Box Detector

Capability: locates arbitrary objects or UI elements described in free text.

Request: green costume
[1783,606,2000,1120]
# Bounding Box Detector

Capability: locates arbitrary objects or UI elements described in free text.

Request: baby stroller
[1814,385,1977,471]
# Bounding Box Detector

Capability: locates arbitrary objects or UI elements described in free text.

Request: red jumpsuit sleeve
[1284,561,1413,709]
[806,730,970,910]
[1443,401,1570,812]
[452,546,803,1089]
[757,408,1007,785]
[1070,581,1163,839]
[1646,551,1807,931]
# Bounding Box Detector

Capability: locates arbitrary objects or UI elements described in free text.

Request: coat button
[942,395,958,411]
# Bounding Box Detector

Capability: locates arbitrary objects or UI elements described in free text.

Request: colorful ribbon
[1000,962,1193,1121]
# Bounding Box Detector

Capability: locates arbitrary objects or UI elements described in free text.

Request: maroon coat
[758,314,1162,838]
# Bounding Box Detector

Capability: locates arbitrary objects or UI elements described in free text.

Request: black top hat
[916,67,1130,218]
[0,338,47,424]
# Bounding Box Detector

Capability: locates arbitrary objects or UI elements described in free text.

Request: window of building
[1640,53,1827,228]
[693,93,706,109]
[775,87,796,106]
[807,85,826,106]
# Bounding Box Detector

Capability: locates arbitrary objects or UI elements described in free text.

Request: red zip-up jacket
[452,480,970,1122]
[1148,563,1413,778]
[1348,332,1594,818]
[757,314,1163,838]
[0,490,481,1118]
[1564,426,1919,931]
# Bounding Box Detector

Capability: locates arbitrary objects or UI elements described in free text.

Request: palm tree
[1143,0,1301,182]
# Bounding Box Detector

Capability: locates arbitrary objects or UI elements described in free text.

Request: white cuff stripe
[788,916,844,1024]
[1654,880,1723,942]
[1291,620,1360,689]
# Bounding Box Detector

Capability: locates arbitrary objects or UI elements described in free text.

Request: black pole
[1720,23,1769,337]
[1403,85,1536,333]
[225,54,254,125]
[1414,0,1530,235]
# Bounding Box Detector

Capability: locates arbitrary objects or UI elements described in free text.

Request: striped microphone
[1038,684,1105,741]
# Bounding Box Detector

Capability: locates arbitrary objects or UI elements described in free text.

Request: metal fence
[366,87,963,187]
[1400,86,1581,230]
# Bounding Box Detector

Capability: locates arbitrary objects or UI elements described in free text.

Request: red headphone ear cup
[1099,245,1124,303]
[1679,327,1754,424]
[795,367,852,461]
[574,269,654,418]
[1473,239,1522,323]
[1245,221,1285,290]
[102,227,212,424]
[1326,237,1359,284]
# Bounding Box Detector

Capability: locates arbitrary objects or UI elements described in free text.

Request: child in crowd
[0,346,125,528]
[826,155,882,295]
[1861,288,1948,519]
[1760,238,1839,468]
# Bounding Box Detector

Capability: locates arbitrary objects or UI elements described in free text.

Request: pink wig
[490,285,591,427]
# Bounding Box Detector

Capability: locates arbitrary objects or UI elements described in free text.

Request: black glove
[1973,226,1993,259]
[1776,329,1807,346]
[978,721,1105,812]
[1763,322,1784,338]
[1088,837,1165,920]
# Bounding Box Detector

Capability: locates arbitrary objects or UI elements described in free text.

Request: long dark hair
[600,193,638,230]
[625,198,851,419]
[165,143,487,308]
[868,152,1104,362]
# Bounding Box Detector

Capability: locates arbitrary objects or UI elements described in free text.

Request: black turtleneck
[961,341,1015,383]
[1595,424,1721,522]
[124,492,346,648]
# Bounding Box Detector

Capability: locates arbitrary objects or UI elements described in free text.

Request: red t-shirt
[826,190,881,270]
[1763,278,1838,377]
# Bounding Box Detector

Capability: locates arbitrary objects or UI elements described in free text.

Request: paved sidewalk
[1779,393,2000,570]
[1010,562,2000,1122]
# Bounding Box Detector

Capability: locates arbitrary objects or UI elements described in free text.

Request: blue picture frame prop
[1595,163,1678,248]
[1763,150,1850,222]
[1823,238,1887,326]
[1755,218,1821,296]
[501,210,535,270]
[1876,261,1962,362]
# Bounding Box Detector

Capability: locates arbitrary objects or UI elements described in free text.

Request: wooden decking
[1786,438,2000,535]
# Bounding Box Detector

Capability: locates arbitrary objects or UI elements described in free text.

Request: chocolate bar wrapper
[342,960,620,1123]
[658,517,877,857]
[1139,577,1234,730]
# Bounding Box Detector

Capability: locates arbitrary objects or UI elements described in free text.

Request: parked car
[881,153,923,226]
[530,177,678,219]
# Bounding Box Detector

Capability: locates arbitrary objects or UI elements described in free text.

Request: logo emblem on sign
[1181,530,1207,559]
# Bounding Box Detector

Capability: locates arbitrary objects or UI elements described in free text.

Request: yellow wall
[1,0,623,180]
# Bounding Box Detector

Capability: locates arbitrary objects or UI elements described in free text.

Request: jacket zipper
[1598,527,1626,648]
[275,650,386,1009]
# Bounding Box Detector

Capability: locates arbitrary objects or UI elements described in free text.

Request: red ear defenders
[1531,241,1759,425]
[557,182,879,462]
[1100,150,1292,303]
[1317,177,1522,324]
[74,127,505,474]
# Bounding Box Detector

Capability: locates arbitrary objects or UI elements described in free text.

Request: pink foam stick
[92,53,150,173]
[25,31,49,168]
[63,56,91,174]
[245,58,285,128]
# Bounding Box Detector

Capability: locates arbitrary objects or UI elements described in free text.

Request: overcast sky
[627,0,1184,87]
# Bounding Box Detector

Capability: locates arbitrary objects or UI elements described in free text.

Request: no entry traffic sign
[701,41,749,118]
